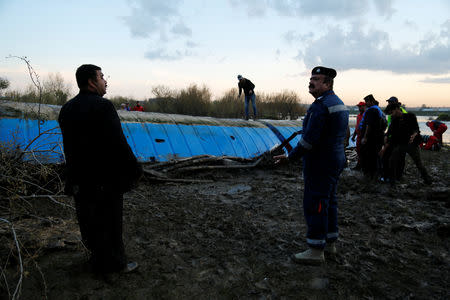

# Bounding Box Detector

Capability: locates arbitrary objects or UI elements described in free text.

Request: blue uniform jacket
[288,90,349,173]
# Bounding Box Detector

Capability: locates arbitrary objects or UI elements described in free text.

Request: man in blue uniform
[274,66,349,264]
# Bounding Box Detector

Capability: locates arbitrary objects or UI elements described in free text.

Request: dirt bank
[1,148,449,299]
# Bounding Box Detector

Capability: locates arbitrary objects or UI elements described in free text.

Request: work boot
[122,261,139,273]
[325,243,337,254]
[292,248,324,264]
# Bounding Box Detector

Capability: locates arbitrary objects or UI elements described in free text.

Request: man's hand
[409,132,418,144]
[273,154,287,165]
[379,145,386,157]
[361,137,367,145]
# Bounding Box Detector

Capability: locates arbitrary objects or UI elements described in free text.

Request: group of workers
[352,94,446,186]
[120,101,145,112]
[58,63,445,274]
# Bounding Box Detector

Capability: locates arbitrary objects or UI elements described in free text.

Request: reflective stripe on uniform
[328,104,348,114]
[306,238,326,245]
[327,232,339,239]
[299,138,312,150]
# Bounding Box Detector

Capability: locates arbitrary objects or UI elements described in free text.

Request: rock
[310,277,329,290]
[226,184,252,195]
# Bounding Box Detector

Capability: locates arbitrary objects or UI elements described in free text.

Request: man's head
[357,101,366,113]
[384,102,403,117]
[364,94,377,107]
[237,74,243,81]
[309,66,336,98]
[386,96,399,104]
[386,96,403,107]
[75,64,107,96]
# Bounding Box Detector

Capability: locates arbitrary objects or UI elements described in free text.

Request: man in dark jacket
[58,64,142,273]
[380,102,431,185]
[359,94,386,179]
[274,66,349,264]
[237,74,257,120]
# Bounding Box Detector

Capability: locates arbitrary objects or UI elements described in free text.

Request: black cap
[385,102,400,114]
[386,96,399,103]
[311,66,337,78]
[364,94,375,102]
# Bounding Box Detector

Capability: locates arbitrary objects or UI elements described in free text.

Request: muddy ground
[1,148,449,299]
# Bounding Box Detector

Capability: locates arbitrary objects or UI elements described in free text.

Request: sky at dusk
[1,0,449,107]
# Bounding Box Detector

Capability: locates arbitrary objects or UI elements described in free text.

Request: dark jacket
[289,90,349,165]
[58,91,142,193]
[386,112,421,146]
[238,79,255,97]
[360,105,386,144]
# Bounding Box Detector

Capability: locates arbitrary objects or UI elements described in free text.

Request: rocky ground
[1,148,449,299]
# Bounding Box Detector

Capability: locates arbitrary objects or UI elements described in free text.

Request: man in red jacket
[132,101,145,112]
[421,120,447,150]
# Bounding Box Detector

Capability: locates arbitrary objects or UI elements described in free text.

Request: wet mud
[1,148,449,299]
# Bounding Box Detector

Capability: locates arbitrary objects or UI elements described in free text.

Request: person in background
[380,102,431,185]
[359,94,386,179]
[385,96,407,128]
[351,101,366,170]
[421,120,447,151]
[273,66,349,264]
[58,64,143,274]
[125,102,131,111]
[380,96,407,182]
[132,101,144,112]
[237,74,257,120]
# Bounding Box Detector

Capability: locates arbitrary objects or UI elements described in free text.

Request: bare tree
[0,77,10,96]
[42,73,72,105]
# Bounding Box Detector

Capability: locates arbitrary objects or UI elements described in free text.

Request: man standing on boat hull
[274,66,349,264]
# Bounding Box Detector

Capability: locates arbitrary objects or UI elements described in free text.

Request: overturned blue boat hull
[0,113,311,163]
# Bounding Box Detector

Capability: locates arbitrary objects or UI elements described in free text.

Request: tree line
[1,75,306,120]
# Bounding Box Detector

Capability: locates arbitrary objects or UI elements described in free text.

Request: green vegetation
[3,76,306,120]
[98,84,305,120]
[5,73,71,106]
[0,77,10,95]
[437,113,450,121]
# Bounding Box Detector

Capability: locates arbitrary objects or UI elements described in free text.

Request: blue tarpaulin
[0,112,356,164]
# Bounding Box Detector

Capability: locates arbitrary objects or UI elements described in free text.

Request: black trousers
[381,145,393,180]
[74,185,126,273]
[389,144,431,183]
[360,140,382,178]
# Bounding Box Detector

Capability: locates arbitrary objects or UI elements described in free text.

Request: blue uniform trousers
[303,153,344,249]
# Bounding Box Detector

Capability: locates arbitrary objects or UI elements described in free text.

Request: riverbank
[1,147,449,299]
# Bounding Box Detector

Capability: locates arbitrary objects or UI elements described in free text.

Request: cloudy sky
[1,0,449,106]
